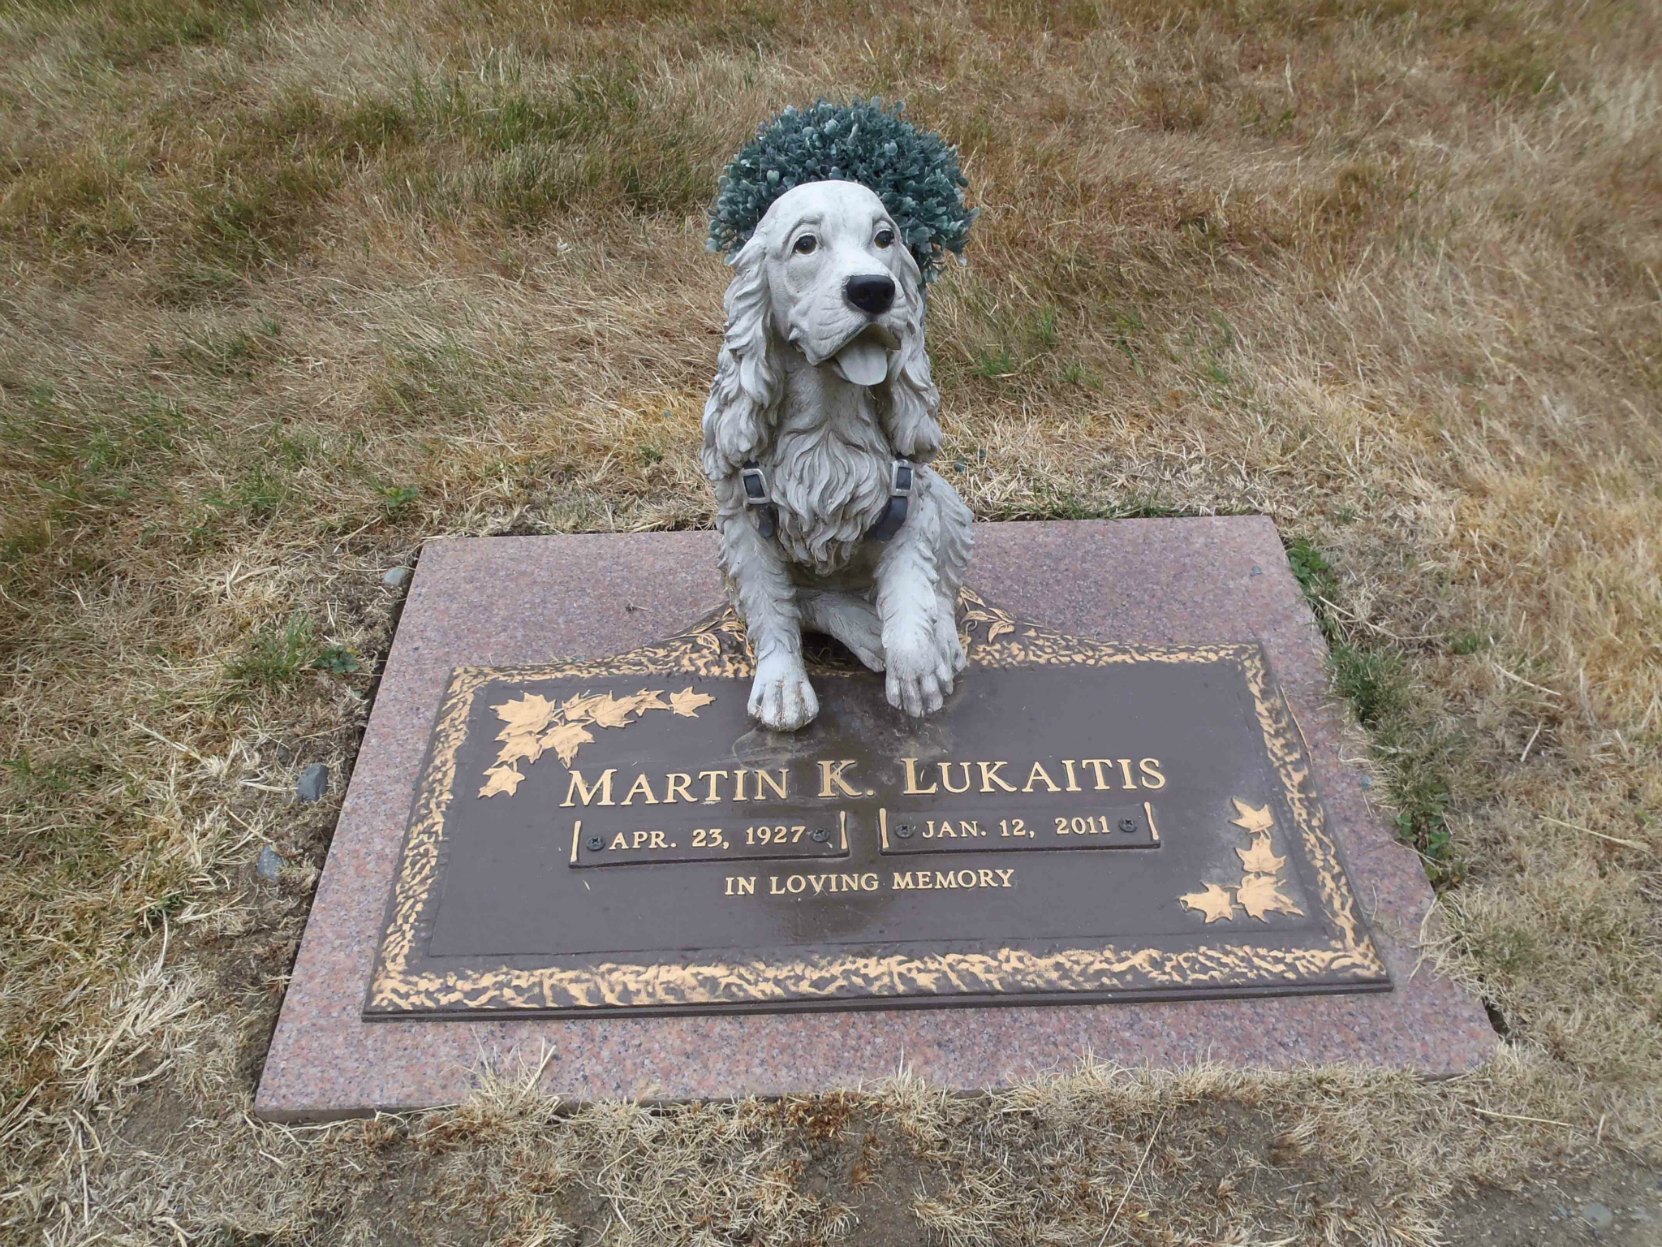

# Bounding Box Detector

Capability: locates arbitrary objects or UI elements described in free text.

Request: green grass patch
[367,333,544,429]
[5,59,717,281]
[1288,540,1335,603]
[28,0,276,68]
[1466,35,1562,102]
[403,63,646,152]
[1448,629,1489,655]
[1330,644,1410,727]
[1287,536,1463,887]
[1,386,189,479]
[1,751,86,799]
[376,483,422,518]
[162,162,339,299]
[0,157,148,254]
[962,302,1072,383]
[1030,306,1059,350]
[225,614,318,688]
[971,345,1017,378]
[313,645,361,675]
[996,483,1230,522]
[203,464,291,524]
[1105,307,1146,376]
[0,386,199,580]
[385,61,717,222]
[1137,78,1211,132]
[175,318,283,376]
[1059,361,1103,388]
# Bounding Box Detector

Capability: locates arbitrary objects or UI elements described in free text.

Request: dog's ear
[702,232,780,480]
[878,244,942,463]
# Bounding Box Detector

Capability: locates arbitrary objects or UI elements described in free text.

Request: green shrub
[709,99,974,283]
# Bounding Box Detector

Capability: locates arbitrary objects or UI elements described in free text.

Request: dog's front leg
[873,517,955,717]
[718,514,818,731]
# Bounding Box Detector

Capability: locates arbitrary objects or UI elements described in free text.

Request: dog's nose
[844,274,896,315]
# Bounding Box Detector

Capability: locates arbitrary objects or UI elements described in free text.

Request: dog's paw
[935,610,967,675]
[884,631,956,718]
[748,655,819,731]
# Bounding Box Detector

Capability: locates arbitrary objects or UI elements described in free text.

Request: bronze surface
[365,592,1389,1017]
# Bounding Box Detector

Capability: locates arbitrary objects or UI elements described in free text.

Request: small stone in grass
[257,845,285,881]
[297,763,329,803]
[1579,1202,1614,1230]
[383,565,412,588]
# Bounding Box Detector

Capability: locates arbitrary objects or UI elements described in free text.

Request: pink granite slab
[256,518,1495,1120]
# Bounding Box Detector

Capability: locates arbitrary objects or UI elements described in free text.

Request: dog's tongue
[835,338,890,387]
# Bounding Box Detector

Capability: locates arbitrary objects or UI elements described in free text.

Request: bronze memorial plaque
[366,593,1389,1018]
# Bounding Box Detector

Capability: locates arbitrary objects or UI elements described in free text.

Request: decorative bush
[709,98,974,283]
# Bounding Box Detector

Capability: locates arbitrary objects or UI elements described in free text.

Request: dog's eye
[792,234,818,255]
[875,228,895,248]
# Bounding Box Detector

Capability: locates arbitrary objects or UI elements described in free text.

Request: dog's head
[702,180,940,479]
[751,180,914,384]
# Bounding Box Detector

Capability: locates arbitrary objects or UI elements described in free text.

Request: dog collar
[738,458,913,544]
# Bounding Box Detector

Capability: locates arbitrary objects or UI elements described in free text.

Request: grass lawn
[2,0,1658,1242]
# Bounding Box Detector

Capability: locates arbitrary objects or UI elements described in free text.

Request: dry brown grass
[2,0,1659,1242]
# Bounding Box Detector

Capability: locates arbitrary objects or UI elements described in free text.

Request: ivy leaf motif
[1236,872,1303,921]
[669,686,716,717]
[478,765,524,799]
[587,694,636,729]
[493,694,557,740]
[539,721,595,766]
[987,620,1014,641]
[1180,883,1237,924]
[1236,836,1286,876]
[1229,798,1275,836]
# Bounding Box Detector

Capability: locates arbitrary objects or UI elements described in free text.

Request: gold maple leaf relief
[477,683,712,798]
[495,734,544,768]
[1178,796,1303,924]
[478,765,524,798]
[1236,836,1286,876]
[586,693,637,729]
[1236,871,1304,921]
[1229,798,1275,835]
[538,721,594,766]
[560,692,603,720]
[493,693,557,740]
[1179,883,1236,924]
[668,686,716,717]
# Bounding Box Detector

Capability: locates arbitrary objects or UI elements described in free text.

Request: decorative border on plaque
[366,590,1388,1014]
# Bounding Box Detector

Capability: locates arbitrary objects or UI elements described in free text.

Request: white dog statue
[702,180,973,731]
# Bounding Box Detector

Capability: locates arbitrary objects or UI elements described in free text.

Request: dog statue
[702,179,973,731]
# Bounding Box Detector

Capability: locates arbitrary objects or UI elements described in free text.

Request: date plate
[365,595,1388,1018]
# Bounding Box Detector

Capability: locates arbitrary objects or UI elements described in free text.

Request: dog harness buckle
[865,458,913,543]
[739,460,777,539]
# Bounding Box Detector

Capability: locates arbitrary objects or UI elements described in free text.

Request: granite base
[256,518,1494,1120]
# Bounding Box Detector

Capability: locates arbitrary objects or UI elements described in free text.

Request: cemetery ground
[1,1,1658,1242]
